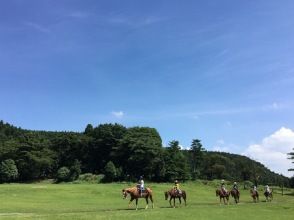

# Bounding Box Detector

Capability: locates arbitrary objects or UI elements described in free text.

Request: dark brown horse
[164,189,187,208]
[122,187,154,210]
[250,189,259,203]
[216,189,230,205]
[230,189,240,204]
[264,191,273,202]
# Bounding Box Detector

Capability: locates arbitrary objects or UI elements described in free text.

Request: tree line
[0,120,292,187]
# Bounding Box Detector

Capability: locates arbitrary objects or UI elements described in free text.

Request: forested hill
[0,120,290,186]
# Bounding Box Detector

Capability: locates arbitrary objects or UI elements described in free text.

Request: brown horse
[164,189,187,208]
[216,189,230,205]
[264,191,273,202]
[250,189,259,203]
[230,189,240,204]
[122,187,154,210]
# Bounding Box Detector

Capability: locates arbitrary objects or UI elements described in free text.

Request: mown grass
[0,182,293,220]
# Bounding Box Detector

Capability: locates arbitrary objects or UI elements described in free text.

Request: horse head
[122,189,128,199]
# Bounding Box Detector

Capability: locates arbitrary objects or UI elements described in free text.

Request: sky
[0,0,294,177]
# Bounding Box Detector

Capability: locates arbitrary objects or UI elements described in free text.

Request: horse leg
[135,199,138,210]
[128,198,134,208]
[179,197,182,206]
[169,197,172,207]
[150,195,154,208]
[145,197,149,209]
[173,197,176,208]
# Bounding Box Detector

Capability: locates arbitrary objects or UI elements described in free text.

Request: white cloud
[242,127,294,177]
[111,111,124,119]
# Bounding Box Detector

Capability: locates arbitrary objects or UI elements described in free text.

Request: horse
[164,189,187,208]
[216,189,230,205]
[122,187,154,210]
[264,191,273,202]
[230,189,240,204]
[250,189,259,203]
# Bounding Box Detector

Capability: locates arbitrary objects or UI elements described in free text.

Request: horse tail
[164,191,169,200]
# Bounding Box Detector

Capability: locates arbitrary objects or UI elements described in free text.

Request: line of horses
[122,186,273,210]
[216,188,273,205]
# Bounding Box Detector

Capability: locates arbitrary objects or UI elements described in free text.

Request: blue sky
[1,1,294,176]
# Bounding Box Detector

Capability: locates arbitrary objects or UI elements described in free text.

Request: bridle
[122,189,128,199]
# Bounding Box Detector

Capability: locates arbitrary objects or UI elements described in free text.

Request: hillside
[0,120,291,186]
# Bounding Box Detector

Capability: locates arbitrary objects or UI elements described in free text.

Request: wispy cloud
[23,21,51,33]
[107,15,165,28]
[111,111,124,119]
[124,102,290,122]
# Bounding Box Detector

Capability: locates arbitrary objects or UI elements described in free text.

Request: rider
[174,180,182,194]
[220,179,227,194]
[138,176,144,196]
[233,182,239,192]
[252,185,259,195]
[265,185,271,194]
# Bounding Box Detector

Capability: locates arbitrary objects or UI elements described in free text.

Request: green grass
[0,182,293,220]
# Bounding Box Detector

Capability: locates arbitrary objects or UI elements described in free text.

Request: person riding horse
[232,182,239,194]
[220,179,228,195]
[137,176,145,197]
[252,185,258,194]
[264,185,273,201]
[174,180,182,195]
[250,185,259,202]
[231,181,240,203]
[264,185,271,194]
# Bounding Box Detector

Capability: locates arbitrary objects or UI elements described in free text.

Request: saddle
[173,189,182,196]
[137,188,146,194]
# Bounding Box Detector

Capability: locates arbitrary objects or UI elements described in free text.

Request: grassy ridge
[0,182,293,220]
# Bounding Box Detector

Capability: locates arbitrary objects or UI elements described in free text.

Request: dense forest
[0,120,292,187]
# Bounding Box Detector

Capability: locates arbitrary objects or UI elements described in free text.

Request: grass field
[0,182,293,220]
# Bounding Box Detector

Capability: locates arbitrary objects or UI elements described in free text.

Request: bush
[0,159,18,183]
[56,167,70,182]
[76,173,99,183]
[69,160,81,181]
[103,161,117,182]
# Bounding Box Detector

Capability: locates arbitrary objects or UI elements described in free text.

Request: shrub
[69,160,81,181]
[103,161,117,182]
[0,159,18,183]
[56,167,70,182]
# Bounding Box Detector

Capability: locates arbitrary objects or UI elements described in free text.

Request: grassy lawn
[0,182,293,220]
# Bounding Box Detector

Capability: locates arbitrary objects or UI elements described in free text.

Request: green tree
[190,139,205,180]
[84,124,94,135]
[164,140,190,181]
[104,161,117,182]
[115,127,163,180]
[288,148,294,172]
[0,159,18,183]
[87,123,127,173]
